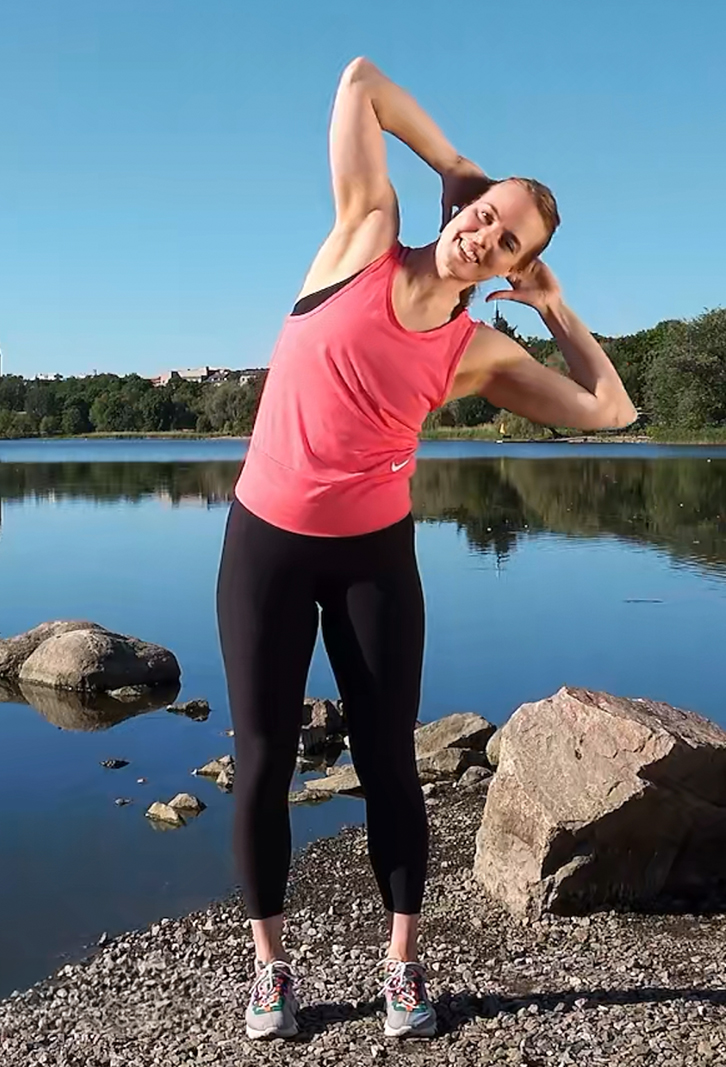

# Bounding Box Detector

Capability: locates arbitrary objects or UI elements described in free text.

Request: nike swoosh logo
[391,458,412,473]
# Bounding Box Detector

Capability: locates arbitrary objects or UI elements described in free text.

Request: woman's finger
[485,290,519,303]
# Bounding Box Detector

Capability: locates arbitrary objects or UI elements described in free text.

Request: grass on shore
[3,426,726,445]
[421,424,726,444]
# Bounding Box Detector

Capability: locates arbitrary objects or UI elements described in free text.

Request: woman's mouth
[457,237,480,265]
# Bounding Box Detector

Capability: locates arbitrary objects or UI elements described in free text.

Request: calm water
[1,438,726,997]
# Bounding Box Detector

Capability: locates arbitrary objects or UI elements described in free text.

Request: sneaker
[245,959,299,1040]
[381,959,437,1038]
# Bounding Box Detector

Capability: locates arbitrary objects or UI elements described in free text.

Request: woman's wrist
[540,294,567,326]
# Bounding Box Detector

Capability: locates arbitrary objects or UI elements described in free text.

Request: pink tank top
[236,243,478,537]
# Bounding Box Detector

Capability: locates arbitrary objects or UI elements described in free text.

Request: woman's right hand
[440,157,490,231]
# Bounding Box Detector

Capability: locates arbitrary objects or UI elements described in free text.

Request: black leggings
[216,501,428,919]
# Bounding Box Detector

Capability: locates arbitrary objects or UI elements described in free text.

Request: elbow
[342,57,375,85]
[600,399,639,430]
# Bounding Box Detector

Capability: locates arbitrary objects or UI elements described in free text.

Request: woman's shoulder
[296,218,400,302]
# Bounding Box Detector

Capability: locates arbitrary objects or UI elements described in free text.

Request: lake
[1,437,725,998]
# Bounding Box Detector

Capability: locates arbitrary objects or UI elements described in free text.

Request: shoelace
[250,961,296,1012]
[380,961,427,1011]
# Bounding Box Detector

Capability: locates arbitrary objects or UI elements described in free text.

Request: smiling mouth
[457,237,480,266]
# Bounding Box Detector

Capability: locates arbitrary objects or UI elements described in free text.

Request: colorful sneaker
[381,959,437,1038]
[245,959,299,1040]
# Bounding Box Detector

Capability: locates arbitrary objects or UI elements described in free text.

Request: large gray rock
[414,712,495,760]
[474,686,726,918]
[0,621,105,680]
[18,628,180,692]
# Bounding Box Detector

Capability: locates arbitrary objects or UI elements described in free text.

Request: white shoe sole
[384,1020,437,1039]
[246,1022,299,1040]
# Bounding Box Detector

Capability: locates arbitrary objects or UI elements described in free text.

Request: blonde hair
[456,176,560,311]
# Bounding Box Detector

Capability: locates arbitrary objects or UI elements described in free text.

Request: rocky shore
[3,777,726,1066]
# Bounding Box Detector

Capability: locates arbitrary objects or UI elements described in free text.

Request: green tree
[645,310,726,429]
[61,402,92,436]
[0,376,26,411]
[8,411,38,437]
[89,392,141,432]
[39,414,60,436]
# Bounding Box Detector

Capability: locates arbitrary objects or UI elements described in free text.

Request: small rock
[289,789,332,805]
[305,764,364,797]
[216,768,235,792]
[145,802,185,827]
[414,712,495,760]
[485,727,503,769]
[299,724,328,756]
[168,793,206,815]
[100,758,129,770]
[193,755,234,778]
[114,798,133,807]
[457,765,493,790]
[167,699,210,722]
[108,685,153,701]
[417,748,487,781]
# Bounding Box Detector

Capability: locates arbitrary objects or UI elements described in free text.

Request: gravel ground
[3,781,726,1066]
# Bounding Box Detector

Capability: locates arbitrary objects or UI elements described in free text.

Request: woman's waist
[236,445,413,537]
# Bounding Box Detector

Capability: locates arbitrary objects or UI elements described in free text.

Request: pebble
[1,790,724,1066]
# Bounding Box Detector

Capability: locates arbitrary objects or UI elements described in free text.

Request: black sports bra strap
[291,269,364,316]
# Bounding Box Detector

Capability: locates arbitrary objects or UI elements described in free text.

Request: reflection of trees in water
[0,462,240,506]
[412,457,726,574]
[2,456,726,575]
[412,459,544,561]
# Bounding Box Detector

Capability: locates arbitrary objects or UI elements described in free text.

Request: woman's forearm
[348,58,462,177]
[541,301,637,425]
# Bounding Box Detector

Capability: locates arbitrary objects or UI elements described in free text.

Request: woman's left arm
[453,261,638,429]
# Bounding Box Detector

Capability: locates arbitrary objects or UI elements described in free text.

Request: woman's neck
[402,243,470,321]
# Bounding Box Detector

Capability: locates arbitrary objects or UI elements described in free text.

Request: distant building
[150,366,266,388]
[238,370,266,386]
[34,373,64,382]
[151,367,209,387]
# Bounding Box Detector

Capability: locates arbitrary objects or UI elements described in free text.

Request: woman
[217,57,636,1041]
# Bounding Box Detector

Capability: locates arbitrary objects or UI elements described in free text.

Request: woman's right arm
[300,58,487,296]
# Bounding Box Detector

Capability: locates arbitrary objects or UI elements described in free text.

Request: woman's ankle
[251,914,289,967]
[386,911,420,963]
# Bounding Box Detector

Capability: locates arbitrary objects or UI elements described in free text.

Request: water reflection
[0,677,181,731]
[2,456,724,574]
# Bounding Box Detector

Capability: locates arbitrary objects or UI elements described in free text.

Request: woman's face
[436,181,549,283]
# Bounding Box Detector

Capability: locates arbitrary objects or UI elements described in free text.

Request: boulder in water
[0,621,105,681]
[18,627,180,692]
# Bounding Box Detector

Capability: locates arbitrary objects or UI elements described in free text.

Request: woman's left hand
[486,259,563,317]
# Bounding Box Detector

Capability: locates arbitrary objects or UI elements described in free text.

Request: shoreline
[2,784,726,1065]
[1,429,726,447]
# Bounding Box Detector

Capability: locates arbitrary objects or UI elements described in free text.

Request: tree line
[0,371,266,438]
[1,304,724,438]
[425,306,726,436]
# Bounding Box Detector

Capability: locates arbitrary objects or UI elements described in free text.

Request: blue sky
[0,0,723,378]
